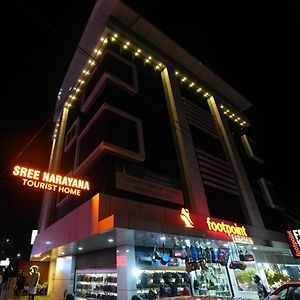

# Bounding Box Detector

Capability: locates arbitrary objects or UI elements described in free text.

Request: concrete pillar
[52,256,76,300]
[161,66,209,215]
[208,96,265,228]
[39,106,69,230]
[117,244,137,300]
[47,258,56,296]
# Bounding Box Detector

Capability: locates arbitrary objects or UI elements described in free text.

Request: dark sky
[1,1,299,261]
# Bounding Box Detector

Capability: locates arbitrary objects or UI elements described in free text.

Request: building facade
[31,1,300,300]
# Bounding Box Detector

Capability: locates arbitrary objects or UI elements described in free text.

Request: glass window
[234,262,257,292]
[276,288,288,300]
[64,119,79,152]
[290,287,300,300]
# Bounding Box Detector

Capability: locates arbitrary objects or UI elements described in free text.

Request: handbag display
[229,260,247,270]
[153,244,161,259]
[243,251,255,261]
[238,250,245,261]
[239,250,254,262]
[217,246,229,266]
[160,243,170,265]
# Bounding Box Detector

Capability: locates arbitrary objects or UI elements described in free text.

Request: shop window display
[136,269,189,299]
[260,263,300,290]
[75,270,117,300]
[228,242,259,293]
[191,263,231,297]
[135,240,232,298]
[233,262,258,292]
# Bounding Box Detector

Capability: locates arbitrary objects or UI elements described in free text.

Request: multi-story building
[30,1,300,299]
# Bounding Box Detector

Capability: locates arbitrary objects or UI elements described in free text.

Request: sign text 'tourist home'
[12,165,90,196]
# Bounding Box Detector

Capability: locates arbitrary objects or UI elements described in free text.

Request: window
[277,288,288,300]
[64,118,79,152]
[275,286,300,300]
[290,287,300,300]
[266,284,300,300]
[234,262,258,292]
[82,50,138,113]
[75,103,145,175]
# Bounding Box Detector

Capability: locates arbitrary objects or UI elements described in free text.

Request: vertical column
[161,66,209,215]
[39,106,70,230]
[50,106,70,172]
[52,255,76,300]
[117,244,137,300]
[208,96,265,227]
[47,259,56,296]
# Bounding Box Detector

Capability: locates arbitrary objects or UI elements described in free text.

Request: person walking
[16,269,26,300]
[0,265,12,300]
[28,266,40,300]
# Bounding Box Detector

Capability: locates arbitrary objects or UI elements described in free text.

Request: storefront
[68,234,298,300]
[70,229,299,300]
[75,269,117,299]
[71,231,234,300]
[31,195,300,300]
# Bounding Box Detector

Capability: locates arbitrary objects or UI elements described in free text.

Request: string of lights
[61,29,249,140]
[3,26,250,181]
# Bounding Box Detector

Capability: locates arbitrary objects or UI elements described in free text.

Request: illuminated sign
[29,265,40,275]
[31,230,38,245]
[180,208,194,228]
[232,235,253,244]
[285,229,300,259]
[117,255,127,267]
[0,258,10,267]
[13,165,90,196]
[206,217,247,237]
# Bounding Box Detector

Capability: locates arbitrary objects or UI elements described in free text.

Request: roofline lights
[58,31,166,140]
[58,28,248,143]
[175,71,248,128]
[219,105,249,127]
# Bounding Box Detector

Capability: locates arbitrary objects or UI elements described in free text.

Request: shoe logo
[180,208,194,228]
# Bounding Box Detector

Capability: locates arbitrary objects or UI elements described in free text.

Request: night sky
[1,1,299,261]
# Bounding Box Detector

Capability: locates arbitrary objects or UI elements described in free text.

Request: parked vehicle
[149,282,300,300]
[161,296,234,300]
[158,297,200,300]
[265,281,300,300]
